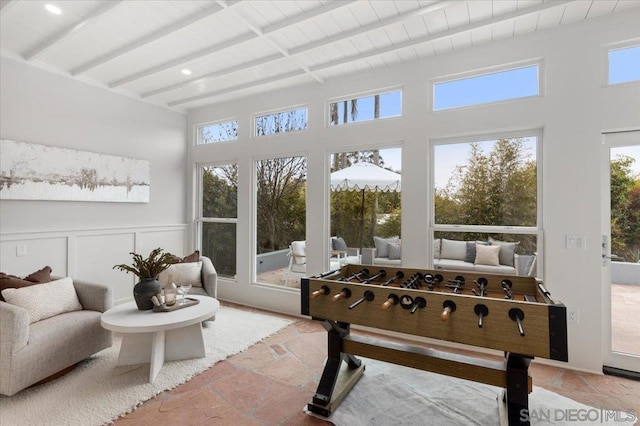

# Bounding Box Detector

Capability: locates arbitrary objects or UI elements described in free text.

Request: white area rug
[312,358,633,426]
[0,306,291,426]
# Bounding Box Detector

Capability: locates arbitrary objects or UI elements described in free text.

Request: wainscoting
[1,224,187,304]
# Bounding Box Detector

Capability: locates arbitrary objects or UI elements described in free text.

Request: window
[198,164,237,278]
[432,134,540,275]
[329,90,402,126]
[197,120,238,145]
[254,107,307,137]
[330,148,402,262]
[608,45,640,85]
[433,64,540,110]
[255,156,307,287]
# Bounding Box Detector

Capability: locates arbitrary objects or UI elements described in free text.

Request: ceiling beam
[142,0,453,98]
[70,1,238,76]
[108,32,257,88]
[167,0,570,108]
[141,53,283,98]
[24,1,123,62]
[168,70,307,107]
[309,0,571,74]
[108,0,356,88]
[216,0,323,85]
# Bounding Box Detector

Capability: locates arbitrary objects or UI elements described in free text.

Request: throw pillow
[0,266,52,302]
[475,244,501,266]
[465,241,489,263]
[24,266,53,283]
[488,237,520,267]
[1,277,82,324]
[182,250,200,263]
[373,236,399,258]
[440,239,467,261]
[332,237,348,252]
[158,261,203,288]
[433,238,441,260]
[388,242,402,260]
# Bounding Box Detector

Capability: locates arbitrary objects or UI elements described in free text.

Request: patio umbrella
[330,162,401,249]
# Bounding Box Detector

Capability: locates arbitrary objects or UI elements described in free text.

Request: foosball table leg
[505,353,533,426]
[308,320,365,418]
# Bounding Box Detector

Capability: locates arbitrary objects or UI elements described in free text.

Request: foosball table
[301,264,568,426]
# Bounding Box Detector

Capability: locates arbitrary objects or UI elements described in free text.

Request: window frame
[429,129,543,275]
[195,118,239,146]
[251,104,309,138]
[430,58,544,112]
[196,162,238,280]
[325,86,403,128]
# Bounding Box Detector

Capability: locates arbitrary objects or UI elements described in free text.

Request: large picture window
[330,148,402,266]
[432,134,540,276]
[255,156,307,287]
[198,164,237,278]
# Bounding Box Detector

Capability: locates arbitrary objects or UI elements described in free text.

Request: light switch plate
[566,235,586,250]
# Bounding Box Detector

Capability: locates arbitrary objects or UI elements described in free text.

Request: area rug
[0,306,291,426]
[309,358,633,426]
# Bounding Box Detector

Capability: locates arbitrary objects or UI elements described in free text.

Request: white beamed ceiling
[1,0,637,112]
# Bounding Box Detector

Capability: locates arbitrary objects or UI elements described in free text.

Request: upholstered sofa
[0,278,113,396]
[362,237,536,276]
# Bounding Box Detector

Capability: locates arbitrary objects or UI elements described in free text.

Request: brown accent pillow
[24,266,53,283]
[182,250,200,263]
[0,266,53,302]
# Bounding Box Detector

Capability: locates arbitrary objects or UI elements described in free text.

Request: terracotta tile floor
[115,303,640,426]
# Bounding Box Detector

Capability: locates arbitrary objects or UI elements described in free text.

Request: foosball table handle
[440,300,457,321]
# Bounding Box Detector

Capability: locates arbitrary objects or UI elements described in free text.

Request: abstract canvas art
[0,139,150,202]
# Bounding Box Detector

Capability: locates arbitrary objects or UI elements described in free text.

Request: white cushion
[290,241,306,265]
[1,277,82,324]
[440,239,467,261]
[158,261,203,288]
[475,244,501,266]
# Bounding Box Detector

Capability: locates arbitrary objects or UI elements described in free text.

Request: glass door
[602,130,640,375]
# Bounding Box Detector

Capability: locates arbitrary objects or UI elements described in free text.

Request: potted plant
[113,247,176,310]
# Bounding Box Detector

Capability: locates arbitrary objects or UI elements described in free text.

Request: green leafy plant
[113,248,176,279]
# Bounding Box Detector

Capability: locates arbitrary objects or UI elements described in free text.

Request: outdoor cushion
[374,236,399,258]
[388,243,402,260]
[290,241,306,265]
[433,238,441,260]
[489,237,520,267]
[440,239,467,261]
[332,237,348,252]
[465,241,489,263]
[475,244,501,266]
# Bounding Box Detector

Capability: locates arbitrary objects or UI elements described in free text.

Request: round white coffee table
[101,295,219,383]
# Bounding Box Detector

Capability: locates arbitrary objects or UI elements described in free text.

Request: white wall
[188,10,640,373]
[0,57,189,303]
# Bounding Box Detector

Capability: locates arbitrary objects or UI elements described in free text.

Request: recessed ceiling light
[45,4,62,15]
[181,69,192,76]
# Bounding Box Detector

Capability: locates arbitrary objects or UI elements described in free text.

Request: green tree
[610,155,640,261]
[434,138,537,252]
[256,157,307,253]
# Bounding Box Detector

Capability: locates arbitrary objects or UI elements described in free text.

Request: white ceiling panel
[1,0,635,112]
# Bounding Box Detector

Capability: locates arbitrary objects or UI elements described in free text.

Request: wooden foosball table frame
[301,264,568,426]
